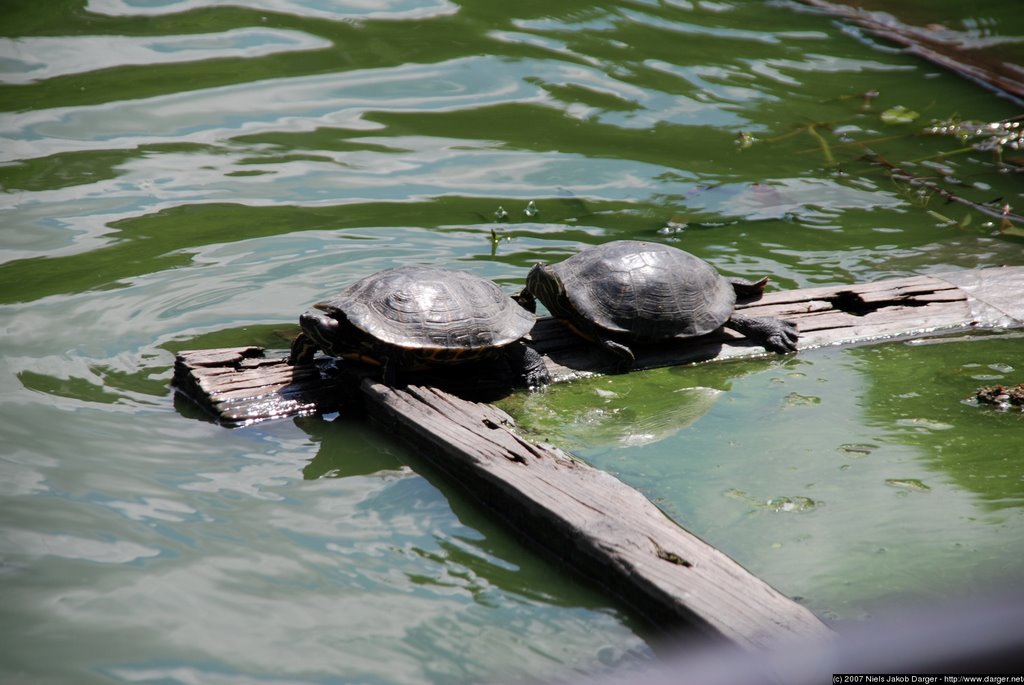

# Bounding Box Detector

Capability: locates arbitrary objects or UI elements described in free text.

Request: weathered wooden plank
[361,380,832,647]
[175,348,347,427]
[174,349,833,644]
[172,267,1024,422]
[936,268,1024,329]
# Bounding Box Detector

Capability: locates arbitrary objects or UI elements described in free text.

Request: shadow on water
[286,410,659,649]
[506,372,728,452]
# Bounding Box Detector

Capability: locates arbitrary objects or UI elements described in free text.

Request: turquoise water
[1,1,1022,683]
[507,336,1024,621]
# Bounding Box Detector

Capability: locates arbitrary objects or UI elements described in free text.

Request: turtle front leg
[726,314,799,354]
[380,355,403,388]
[289,332,318,365]
[558,314,635,372]
[506,342,551,389]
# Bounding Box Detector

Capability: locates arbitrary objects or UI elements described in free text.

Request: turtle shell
[552,240,735,342]
[315,266,534,356]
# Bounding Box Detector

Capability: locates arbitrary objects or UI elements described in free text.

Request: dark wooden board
[173,267,1024,425]
[361,380,832,647]
[536,267,1023,380]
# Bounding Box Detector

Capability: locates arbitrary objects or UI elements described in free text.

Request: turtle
[288,265,550,389]
[520,240,798,368]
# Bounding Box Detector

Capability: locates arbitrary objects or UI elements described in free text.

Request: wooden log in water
[535,267,1024,380]
[173,267,1024,424]
[795,0,1024,103]
[172,345,350,427]
[360,380,832,647]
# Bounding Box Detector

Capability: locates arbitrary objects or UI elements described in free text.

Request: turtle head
[525,262,560,298]
[524,262,569,317]
[289,310,346,364]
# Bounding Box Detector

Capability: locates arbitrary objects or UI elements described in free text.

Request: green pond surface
[1,1,1022,683]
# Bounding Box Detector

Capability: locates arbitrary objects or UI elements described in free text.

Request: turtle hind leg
[726,314,799,354]
[289,332,318,365]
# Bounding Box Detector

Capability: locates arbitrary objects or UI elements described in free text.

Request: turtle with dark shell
[289,266,549,389]
[520,240,798,368]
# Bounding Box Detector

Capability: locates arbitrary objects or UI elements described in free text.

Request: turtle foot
[727,314,799,354]
[511,342,551,389]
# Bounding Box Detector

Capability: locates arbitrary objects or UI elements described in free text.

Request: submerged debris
[924,117,1024,157]
[973,383,1024,410]
[885,478,931,493]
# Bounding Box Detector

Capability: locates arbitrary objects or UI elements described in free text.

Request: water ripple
[0,29,331,85]
[0,529,161,564]
[0,56,543,162]
[86,0,459,21]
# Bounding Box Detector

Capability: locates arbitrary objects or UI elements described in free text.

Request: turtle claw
[508,342,550,389]
[726,314,799,354]
[764,320,799,353]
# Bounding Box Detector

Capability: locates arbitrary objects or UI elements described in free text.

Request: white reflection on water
[107,496,201,523]
[0,453,51,497]
[0,29,331,85]
[0,57,543,160]
[86,0,459,21]
[0,529,161,563]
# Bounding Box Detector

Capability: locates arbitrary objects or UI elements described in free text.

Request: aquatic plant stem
[807,124,836,166]
[867,152,1024,225]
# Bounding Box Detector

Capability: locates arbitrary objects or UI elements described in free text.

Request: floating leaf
[881,105,920,124]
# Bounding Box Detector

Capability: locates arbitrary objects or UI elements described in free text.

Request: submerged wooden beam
[795,0,1024,103]
[361,380,831,647]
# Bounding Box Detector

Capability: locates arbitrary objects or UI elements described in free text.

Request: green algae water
[1,1,1023,682]
[505,334,1024,621]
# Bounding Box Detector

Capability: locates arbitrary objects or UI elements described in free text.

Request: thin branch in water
[794,133,908,156]
[866,152,1024,225]
[807,124,836,166]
